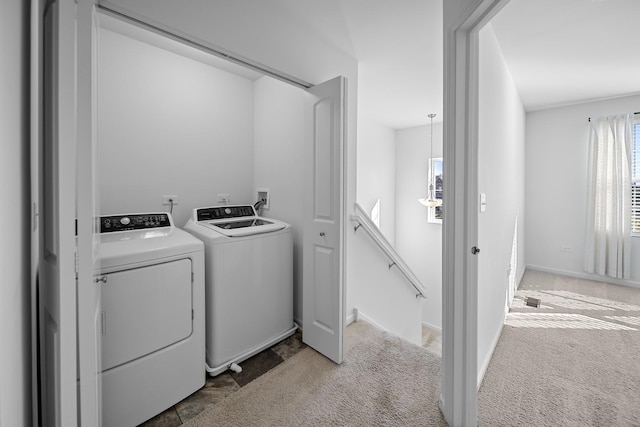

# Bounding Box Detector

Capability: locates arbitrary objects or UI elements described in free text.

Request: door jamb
[440,0,510,425]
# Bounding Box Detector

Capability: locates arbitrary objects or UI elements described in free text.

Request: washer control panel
[99,213,171,233]
[196,205,255,221]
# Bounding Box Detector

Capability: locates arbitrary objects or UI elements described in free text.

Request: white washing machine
[183,205,296,376]
[96,212,205,427]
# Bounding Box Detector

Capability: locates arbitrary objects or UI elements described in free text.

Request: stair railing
[351,202,428,299]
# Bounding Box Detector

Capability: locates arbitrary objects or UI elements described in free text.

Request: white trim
[526,264,640,289]
[76,1,100,425]
[421,321,442,334]
[516,267,526,289]
[477,319,504,390]
[350,307,387,331]
[442,1,512,425]
[346,312,355,326]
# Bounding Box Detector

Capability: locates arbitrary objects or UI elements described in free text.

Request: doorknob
[320,232,325,237]
[471,246,480,255]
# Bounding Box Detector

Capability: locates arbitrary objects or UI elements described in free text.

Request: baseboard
[350,307,386,331]
[421,320,442,333]
[346,312,355,326]
[526,264,640,289]
[477,318,504,390]
[516,267,526,288]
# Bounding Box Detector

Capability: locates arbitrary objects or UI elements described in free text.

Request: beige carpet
[184,320,447,427]
[478,271,640,426]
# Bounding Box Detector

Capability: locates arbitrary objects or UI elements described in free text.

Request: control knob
[120,217,131,226]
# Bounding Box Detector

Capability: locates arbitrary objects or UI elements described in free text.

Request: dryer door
[99,259,193,371]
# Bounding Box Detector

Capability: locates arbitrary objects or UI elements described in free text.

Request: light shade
[418,113,442,208]
[418,197,443,208]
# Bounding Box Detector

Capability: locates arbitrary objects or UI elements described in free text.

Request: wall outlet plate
[256,188,270,210]
[217,193,230,204]
[162,195,178,205]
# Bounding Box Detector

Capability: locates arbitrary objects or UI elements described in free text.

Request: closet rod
[96,4,313,90]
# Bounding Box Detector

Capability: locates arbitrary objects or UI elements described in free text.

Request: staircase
[348,202,427,345]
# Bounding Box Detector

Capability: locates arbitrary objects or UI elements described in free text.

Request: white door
[39,0,79,425]
[302,76,347,364]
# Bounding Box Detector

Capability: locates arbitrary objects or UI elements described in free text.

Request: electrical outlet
[217,193,230,204]
[256,188,270,210]
[560,246,573,253]
[162,195,178,205]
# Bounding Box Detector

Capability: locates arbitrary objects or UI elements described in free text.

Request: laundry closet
[97,14,306,319]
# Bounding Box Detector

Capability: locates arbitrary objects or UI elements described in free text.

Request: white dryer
[184,205,296,376]
[96,212,205,427]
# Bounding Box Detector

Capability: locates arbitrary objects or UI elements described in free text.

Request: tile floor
[139,324,441,426]
[139,331,307,427]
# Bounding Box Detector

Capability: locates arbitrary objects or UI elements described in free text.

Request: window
[370,198,381,229]
[633,119,640,234]
[427,157,444,224]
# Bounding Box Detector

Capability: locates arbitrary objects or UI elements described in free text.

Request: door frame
[32,0,100,425]
[441,0,510,425]
[76,1,101,425]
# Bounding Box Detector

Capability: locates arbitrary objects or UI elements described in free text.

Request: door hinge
[75,251,79,277]
[191,272,194,283]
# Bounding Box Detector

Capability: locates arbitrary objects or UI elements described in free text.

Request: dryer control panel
[99,213,172,233]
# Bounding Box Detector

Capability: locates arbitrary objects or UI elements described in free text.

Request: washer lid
[198,218,286,237]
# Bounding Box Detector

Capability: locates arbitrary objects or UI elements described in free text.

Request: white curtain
[584,114,633,279]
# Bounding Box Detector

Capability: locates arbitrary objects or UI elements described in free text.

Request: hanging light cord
[428,113,436,199]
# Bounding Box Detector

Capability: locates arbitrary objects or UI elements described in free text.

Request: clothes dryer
[183,205,296,376]
[96,212,205,427]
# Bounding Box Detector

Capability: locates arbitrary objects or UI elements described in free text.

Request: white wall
[348,228,424,344]
[477,24,526,382]
[395,124,443,331]
[357,119,396,244]
[0,0,31,425]
[97,27,256,226]
[100,0,359,332]
[253,76,306,324]
[526,94,640,286]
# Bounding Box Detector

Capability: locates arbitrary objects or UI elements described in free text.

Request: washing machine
[95,212,205,427]
[183,205,296,376]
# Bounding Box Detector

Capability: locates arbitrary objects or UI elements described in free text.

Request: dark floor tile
[175,384,239,423]
[229,349,284,387]
[204,371,240,390]
[138,406,182,427]
[271,330,307,360]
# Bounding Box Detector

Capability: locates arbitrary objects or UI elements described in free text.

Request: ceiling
[490,0,640,112]
[100,0,640,129]
[338,0,443,129]
[343,0,640,128]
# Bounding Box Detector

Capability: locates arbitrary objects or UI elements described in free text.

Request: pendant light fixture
[418,113,443,208]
